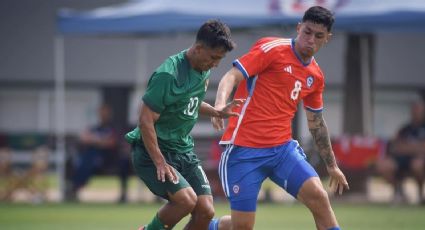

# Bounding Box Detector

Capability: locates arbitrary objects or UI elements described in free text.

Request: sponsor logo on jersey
[202,184,211,189]
[283,65,292,74]
[307,76,314,88]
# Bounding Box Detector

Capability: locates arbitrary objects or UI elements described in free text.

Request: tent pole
[54,35,66,202]
[360,35,373,136]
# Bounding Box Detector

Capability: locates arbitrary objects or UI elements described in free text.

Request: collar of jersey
[291,38,312,67]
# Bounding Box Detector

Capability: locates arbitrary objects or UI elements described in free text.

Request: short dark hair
[196,19,235,52]
[302,6,335,32]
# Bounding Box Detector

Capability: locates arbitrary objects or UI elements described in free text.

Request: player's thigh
[219,145,269,212]
[135,163,191,199]
[178,154,215,217]
[132,145,191,199]
[182,158,212,197]
[270,143,318,198]
[180,164,215,216]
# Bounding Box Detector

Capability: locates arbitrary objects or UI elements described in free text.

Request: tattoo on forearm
[308,112,336,167]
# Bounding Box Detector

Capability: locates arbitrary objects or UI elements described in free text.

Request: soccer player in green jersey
[125,19,240,230]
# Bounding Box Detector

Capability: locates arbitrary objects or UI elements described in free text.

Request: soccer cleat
[137,226,145,230]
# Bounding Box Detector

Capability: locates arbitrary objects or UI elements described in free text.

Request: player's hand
[217,99,245,118]
[211,117,224,131]
[327,165,349,195]
[155,161,179,184]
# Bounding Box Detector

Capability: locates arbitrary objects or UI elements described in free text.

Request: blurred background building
[1,0,425,203]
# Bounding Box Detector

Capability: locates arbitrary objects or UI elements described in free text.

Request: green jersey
[125,50,210,153]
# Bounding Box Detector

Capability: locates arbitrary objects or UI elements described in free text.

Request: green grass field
[1,202,424,230]
[2,176,424,229]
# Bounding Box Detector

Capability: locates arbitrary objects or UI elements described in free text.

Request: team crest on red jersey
[306,76,314,88]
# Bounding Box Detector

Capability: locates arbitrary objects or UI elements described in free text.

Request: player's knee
[303,185,330,209]
[202,207,215,221]
[218,215,232,229]
[313,186,329,201]
[194,200,215,221]
[173,189,198,213]
[192,196,215,221]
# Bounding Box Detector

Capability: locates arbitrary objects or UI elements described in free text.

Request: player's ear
[194,42,204,53]
[296,22,302,33]
[325,32,332,43]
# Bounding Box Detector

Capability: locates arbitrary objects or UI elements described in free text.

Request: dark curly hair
[302,6,335,32]
[196,19,235,51]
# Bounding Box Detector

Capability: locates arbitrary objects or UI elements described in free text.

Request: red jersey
[220,37,325,147]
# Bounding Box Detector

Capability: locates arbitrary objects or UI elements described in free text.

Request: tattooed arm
[306,110,349,194]
[306,110,337,167]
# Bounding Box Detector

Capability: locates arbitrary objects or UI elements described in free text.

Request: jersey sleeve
[142,73,173,113]
[303,77,324,113]
[233,38,273,79]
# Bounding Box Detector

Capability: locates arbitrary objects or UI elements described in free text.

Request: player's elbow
[229,67,244,84]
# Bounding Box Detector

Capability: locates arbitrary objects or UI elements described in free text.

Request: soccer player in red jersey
[210,6,349,230]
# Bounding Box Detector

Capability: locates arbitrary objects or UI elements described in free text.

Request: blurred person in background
[0,148,12,201]
[117,128,132,203]
[376,99,425,204]
[125,19,240,230]
[70,104,118,201]
[211,6,348,230]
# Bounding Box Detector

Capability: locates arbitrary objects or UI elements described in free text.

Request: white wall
[375,33,425,86]
[298,88,422,141]
[0,0,127,83]
[373,90,422,139]
[0,89,101,135]
[65,37,139,84]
